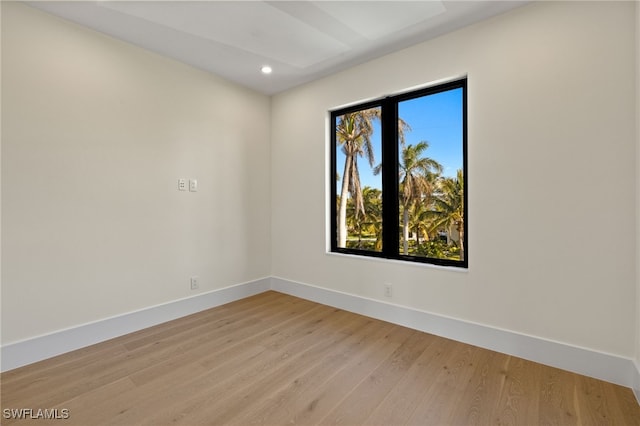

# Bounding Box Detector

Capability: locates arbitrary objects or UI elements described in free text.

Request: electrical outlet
[384,283,393,298]
[178,178,187,191]
[190,276,199,290]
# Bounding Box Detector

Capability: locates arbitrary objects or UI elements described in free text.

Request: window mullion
[381,98,399,257]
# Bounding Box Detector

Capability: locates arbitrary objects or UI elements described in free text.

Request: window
[331,78,467,268]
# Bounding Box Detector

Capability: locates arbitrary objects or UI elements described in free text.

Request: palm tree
[336,109,380,248]
[399,142,442,255]
[408,200,433,247]
[346,186,382,250]
[361,186,382,250]
[431,169,465,260]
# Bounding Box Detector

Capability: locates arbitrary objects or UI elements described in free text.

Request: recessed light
[261,65,272,74]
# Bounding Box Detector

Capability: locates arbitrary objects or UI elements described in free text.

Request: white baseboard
[271,276,636,390]
[2,275,636,393]
[633,360,640,405]
[1,277,271,372]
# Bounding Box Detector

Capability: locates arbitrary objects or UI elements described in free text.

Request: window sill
[325,250,469,273]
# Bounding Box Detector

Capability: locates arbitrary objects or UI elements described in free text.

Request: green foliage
[345,186,382,251]
[413,240,460,260]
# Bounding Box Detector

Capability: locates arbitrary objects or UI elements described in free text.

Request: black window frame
[330,78,468,268]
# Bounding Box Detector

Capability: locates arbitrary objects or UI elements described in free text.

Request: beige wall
[272,1,637,357]
[1,3,271,343]
[1,0,638,364]
[636,0,640,379]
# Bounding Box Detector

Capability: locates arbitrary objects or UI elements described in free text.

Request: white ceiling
[27,1,530,95]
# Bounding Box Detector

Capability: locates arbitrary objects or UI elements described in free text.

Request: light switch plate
[189,179,198,192]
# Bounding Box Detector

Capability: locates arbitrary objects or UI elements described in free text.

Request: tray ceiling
[27,1,529,94]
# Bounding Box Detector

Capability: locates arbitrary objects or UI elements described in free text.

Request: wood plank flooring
[2,291,639,425]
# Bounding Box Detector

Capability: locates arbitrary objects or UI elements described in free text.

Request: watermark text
[3,408,70,420]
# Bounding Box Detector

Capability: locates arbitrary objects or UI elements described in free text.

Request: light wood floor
[2,291,639,425]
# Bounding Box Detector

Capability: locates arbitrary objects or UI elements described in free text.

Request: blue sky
[336,87,463,191]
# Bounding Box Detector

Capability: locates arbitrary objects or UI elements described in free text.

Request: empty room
[2,0,640,424]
